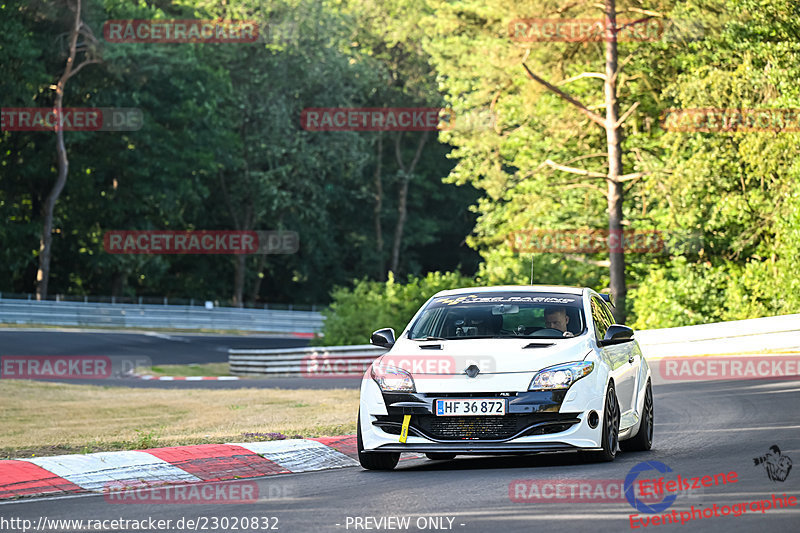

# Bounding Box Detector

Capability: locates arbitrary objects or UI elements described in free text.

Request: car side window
[591,297,611,341]
[600,300,616,327]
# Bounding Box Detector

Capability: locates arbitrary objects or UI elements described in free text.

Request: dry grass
[136,362,231,376]
[0,380,358,459]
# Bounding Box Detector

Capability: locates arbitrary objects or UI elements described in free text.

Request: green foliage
[415,0,799,328]
[0,0,479,304]
[315,271,479,345]
[1,0,798,329]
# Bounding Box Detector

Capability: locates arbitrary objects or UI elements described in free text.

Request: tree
[342,0,445,278]
[36,0,99,299]
[520,0,646,322]
[390,130,429,273]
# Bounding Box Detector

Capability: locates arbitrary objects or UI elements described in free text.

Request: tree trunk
[233,254,246,307]
[249,253,268,304]
[36,0,97,300]
[111,271,124,297]
[374,132,385,280]
[522,0,635,322]
[222,122,255,309]
[604,0,627,323]
[390,131,428,274]
[37,105,69,300]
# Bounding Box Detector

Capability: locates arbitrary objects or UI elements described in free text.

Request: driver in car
[544,307,574,337]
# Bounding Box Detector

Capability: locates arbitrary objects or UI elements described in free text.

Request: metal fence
[229,314,800,376]
[634,313,800,358]
[0,292,319,311]
[0,298,324,333]
[229,344,385,376]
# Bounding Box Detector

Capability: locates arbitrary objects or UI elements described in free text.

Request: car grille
[421,416,519,440]
[374,413,579,441]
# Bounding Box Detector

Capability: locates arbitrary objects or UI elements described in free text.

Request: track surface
[3,376,798,532]
[0,329,309,364]
[0,328,359,389]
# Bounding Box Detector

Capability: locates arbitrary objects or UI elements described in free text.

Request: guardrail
[0,298,324,334]
[229,314,800,376]
[229,345,385,376]
[635,313,800,358]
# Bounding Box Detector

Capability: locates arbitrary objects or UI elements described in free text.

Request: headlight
[371,362,416,392]
[529,361,594,390]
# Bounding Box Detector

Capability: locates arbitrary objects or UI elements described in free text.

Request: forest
[1,0,798,336]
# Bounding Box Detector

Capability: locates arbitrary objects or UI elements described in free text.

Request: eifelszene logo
[753,445,792,482]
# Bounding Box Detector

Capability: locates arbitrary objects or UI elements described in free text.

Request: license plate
[435,398,506,416]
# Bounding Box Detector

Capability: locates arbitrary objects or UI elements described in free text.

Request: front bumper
[360,381,605,453]
[373,442,578,454]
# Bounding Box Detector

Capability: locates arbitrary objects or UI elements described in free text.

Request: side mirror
[370,327,396,349]
[598,324,634,347]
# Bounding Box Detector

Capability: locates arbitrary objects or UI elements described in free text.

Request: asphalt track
[3,375,799,533]
[0,328,361,388]
[0,329,361,388]
[0,329,309,364]
[67,376,364,390]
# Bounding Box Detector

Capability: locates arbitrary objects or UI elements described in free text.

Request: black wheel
[620,380,653,452]
[425,453,456,461]
[584,382,620,462]
[357,410,400,470]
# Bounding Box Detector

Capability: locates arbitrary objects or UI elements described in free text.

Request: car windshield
[407,292,586,340]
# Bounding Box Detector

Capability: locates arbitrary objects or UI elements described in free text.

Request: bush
[315,271,479,346]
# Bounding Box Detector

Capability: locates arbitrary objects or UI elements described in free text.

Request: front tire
[357,410,400,470]
[584,382,620,462]
[620,380,653,452]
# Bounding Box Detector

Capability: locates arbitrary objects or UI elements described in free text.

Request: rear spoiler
[600,293,615,307]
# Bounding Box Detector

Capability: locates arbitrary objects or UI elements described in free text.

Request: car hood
[378,336,593,393]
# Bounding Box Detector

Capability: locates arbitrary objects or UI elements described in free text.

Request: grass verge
[135,363,232,377]
[0,380,358,459]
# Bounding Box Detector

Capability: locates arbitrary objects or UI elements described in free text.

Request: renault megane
[357,285,653,470]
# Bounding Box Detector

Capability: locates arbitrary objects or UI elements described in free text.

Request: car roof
[432,285,587,297]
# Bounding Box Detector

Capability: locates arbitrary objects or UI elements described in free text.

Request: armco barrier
[0,298,324,333]
[229,345,385,376]
[635,313,800,359]
[231,314,800,376]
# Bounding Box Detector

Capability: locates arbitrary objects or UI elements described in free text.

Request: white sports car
[357,285,653,470]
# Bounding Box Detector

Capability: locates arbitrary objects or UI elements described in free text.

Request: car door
[591,296,638,427]
[602,299,640,428]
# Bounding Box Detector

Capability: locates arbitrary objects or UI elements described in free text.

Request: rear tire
[584,382,620,462]
[357,410,400,470]
[620,380,653,452]
[425,453,456,461]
